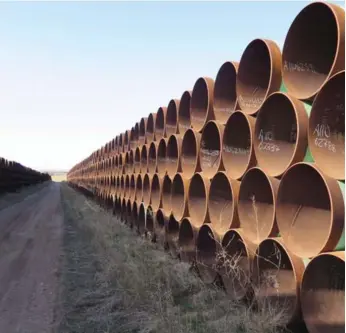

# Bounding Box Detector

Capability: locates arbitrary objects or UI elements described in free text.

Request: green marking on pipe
[335,181,345,251]
[303,258,311,267]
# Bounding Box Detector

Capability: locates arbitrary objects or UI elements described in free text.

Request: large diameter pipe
[138,203,146,235]
[147,112,157,143]
[134,147,141,174]
[166,214,180,258]
[129,173,136,199]
[196,224,222,284]
[129,149,135,174]
[126,199,132,226]
[155,106,167,140]
[139,117,147,145]
[213,61,238,124]
[157,138,167,175]
[119,133,124,153]
[208,171,240,234]
[276,162,344,258]
[308,70,345,180]
[148,141,158,174]
[161,174,172,216]
[124,174,130,198]
[282,2,345,101]
[166,134,183,178]
[171,173,190,221]
[120,198,127,222]
[135,173,143,202]
[301,251,345,333]
[178,217,197,264]
[220,229,256,300]
[150,173,163,211]
[222,111,256,180]
[187,172,210,227]
[238,167,279,244]
[132,201,139,231]
[254,92,310,177]
[145,205,155,240]
[142,173,152,206]
[155,208,168,247]
[178,90,192,135]
[181,129,202,179]
[190,77,215,133]
[120,175,125,198]
[140,144,148,174]
[124,130,130,152]
[166,99,180,136]
[253,237,305,325]
[200,120,225,178]
[130,124,139,150]
[237,39,282,115]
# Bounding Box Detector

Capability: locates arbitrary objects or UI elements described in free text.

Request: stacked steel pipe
[68,2,345,332]
[0,157,51,194]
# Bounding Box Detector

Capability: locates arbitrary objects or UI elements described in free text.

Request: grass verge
[58,183,289,333]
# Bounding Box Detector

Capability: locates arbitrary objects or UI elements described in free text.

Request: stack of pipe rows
[0,157,51,194]
[67,2,345,332]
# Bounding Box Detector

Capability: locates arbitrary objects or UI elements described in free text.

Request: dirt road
[0,182,63,333]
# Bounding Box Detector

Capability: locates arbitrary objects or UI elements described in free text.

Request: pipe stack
[0,157,51,194]
[67,2,345,332]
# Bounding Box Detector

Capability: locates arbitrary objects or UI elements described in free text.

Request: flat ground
[0,182,294,333]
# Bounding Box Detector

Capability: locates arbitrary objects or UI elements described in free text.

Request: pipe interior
[302,254,345,333]
[143,174,151,204]
[156,209,165,229]
[179,219,194,247]
[138,204,146,231]
[148,143,157,173]
[191,78,208,130]
[139,118,146,138]
[200,122,221,173]
[223,112,251,178]
[140,145,148,171]
[162,176,172,211]
[147,113,155,138]
[197,226,217,262]
[167,136,178,175]
[150,175,161,209]
[283,3,338,98]
[238,168,275,242]
[209,173,234,231]
[179,91,191,131]
[157,140,166,173]
[237,39,271,113]
[214,62,237,123]
[255,93,298,175]
[171,175,185,219]
[156,108,165,138]
[166,100,178,135]
[188,175,207,223]
[309,71,345,179]
[277,164,331,258]
[182,130,197,177]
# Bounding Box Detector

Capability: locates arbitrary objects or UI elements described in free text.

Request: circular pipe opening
[157,138,167,175]
[254,238,300,324]
[134,147,141,173]
[171,173,190,221]
[124,130,130,152]
[130,125,139,149]
[222,111,256,180]
[254,92,309,177]
[142,173,151,206]
[181,129,201,178]
[282,2,342,100]
[200,121,223,178]
[138,203,146,234]
[209,172,238,233]
[166,135,181,178]
[120,175,125,198]
[237,39,281,115]
[162,174,172,214]
[309,71,345,180]
[301,252,345,333]
[140,145,148,174]
[135,174,143,202]
[155,208,166,245]
[277,162,344,258]
[220,230,252,300]
[129,174,136,199]
[196,225,219,284]
[155,107,167,140]
[121,198,127,221]
[178,90,192,134]
[166,99,180,136]
[124,174,130,198]
[166,215,180,258]
[187,173,209,227]
[139,117,147,145]
[238,167,278,243]
[191,77,215,132]
[150,174,162,211]
[132,201,139,229]
[148,142,158,174]
[129,149,135,173]
[146,205,155,234]
[147,112,157,143]
[178,218,196,263]
[214,61,238,124]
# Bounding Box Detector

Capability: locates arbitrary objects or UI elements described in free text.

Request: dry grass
[58,183,291,333]
[52,173,67,182]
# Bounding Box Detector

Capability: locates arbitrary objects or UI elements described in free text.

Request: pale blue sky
[0,1,343,171]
